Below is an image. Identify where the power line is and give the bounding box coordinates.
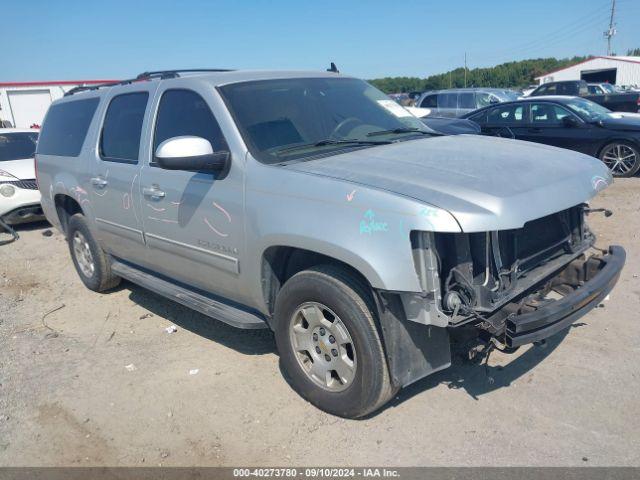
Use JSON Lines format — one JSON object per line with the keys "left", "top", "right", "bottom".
{"left": 468, "top": 1, "right": 611, "bottom": 64}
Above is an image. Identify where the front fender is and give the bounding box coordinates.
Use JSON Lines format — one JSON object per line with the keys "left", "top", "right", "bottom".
{"left": 244, "top": 161, "right": 461, "bottom": 311}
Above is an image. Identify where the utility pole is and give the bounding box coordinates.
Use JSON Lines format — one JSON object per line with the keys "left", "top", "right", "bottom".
{"left": 604, "top": 0, "right": 616, "bottom": 56}
{"left": 464, "top": 52, "right": 467, "bottom": 88}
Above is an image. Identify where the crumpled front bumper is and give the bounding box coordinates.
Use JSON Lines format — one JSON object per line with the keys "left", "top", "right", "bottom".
{"left": 505, "top": 246, "right": 626, "bottom": 347}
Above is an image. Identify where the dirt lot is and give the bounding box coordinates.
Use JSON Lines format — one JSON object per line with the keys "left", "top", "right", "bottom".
{"left": 0, "top": 179, "right": 639, "bottom": 467}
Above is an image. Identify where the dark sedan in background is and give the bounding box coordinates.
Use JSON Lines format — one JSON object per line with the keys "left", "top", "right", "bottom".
{"left": 463, "top": 96, "right": 640, "bottom": 177}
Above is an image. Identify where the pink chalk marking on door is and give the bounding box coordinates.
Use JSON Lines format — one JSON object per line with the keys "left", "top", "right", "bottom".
{"left": 213, "top": 202, "right": 231, "bottom": 222}
{"left": 203, "top": 217, "right": 228, "bottom": 237}
{"left": 147, "top": 203, "right": 166, "bottom": 212}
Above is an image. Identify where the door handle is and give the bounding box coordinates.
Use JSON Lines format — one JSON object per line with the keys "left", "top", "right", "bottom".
{"left": 143, "top": 186, "right": 166, "bottom": 199}
{"left": 91, "top": 177, "right": 108, "bottom": 188}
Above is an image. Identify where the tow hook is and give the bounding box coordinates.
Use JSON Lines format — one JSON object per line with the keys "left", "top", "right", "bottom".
{"left": 584, "top": 207, "right": 613, "bottom": 217}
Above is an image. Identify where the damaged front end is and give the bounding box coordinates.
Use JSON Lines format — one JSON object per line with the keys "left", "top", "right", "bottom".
{"left": 377, "top": 204, "right": 624, "bottom": 389}
{"left": 410, "top": 204, "right": 625, "bottom": 348}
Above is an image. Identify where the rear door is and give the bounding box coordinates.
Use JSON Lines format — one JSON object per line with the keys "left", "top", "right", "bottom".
{"left": 89, "top": 85, "right": 156, "bottom": 263}
{"left": 139, "top": 86, "right": 245, "bottom": 302}
{"left": 474, "top": 103, "right": 529, "bottom": 139}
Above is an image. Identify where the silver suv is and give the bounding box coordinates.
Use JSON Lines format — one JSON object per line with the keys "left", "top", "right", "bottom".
{"left": 36, "top": 69, "right": 625, "bottom": 418}
{"left": 416, "top": 88, "right": 520, "bottom": 117}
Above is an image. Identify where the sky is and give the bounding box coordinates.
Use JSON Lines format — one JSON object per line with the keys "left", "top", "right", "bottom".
{"left": 2, "top": 0, "right": 639, "bottom": 82}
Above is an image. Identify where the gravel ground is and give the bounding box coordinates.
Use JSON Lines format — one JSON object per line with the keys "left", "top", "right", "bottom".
{"left": 0, "top": 179, "right": 639, "bottom": 467}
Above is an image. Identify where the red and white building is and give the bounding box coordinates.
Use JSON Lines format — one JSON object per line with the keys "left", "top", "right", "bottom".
{"left": 535, "top": 56, "right": 640, "bottom": 86}
{"left": 0, "top": 80, "right": 115, "bottom": 128}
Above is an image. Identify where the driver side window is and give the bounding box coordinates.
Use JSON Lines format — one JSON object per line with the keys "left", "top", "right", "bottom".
{"left": 153, "top": 89, "right": 229, "bottom": 156}
{"left": 530, "top": 103, "right": 572, "bottom": 125}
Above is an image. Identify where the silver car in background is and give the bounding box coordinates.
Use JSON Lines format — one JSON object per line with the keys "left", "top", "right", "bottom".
{"left": 416, "top": 88, "right": 520, "bottom": 117}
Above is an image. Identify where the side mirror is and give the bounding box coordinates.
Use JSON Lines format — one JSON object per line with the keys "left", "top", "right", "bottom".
{"left": 154, "top": 136, "right": 230, "bottom": 172}
{"left": 562, "top": 116, "right": 579, "bottom": 128}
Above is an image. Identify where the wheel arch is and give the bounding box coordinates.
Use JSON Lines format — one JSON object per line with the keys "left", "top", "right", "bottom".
{"left": 596, "top": 136, "right": 640, "bottom": 158}
{"left": 260, "top": 244, "right": 379, "bottom": 317}
{"left": 54, "top": 194, "right": 84, "bottom": 235}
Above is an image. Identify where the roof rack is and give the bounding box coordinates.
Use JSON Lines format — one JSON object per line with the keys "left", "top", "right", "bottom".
{"left": 64, "top": 68, "right": 234, "bottom": 96}
{"left": 135, "top": 68, "right": 234, "bottom": 79}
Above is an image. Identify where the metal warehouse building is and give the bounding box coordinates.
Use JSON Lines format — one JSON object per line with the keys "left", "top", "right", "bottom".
{"left": 535, "top": 56, "right": 640, "bottom": 86}
{"left": 0, "top": 80, "right": 114, "bottom": 128}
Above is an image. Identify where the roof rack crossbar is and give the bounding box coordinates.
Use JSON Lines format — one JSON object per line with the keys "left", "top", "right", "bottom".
{"left": 136, "top": 69, "right": 234, "bottom": 79}
{"left": 64, "top": 68, "right": 234, "bottom": 96}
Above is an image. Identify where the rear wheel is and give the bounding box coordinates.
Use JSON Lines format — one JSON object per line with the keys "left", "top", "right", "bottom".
{"left": 274, "top": 265, "right": 396, "bottom": 418}
{"left": 599, "top": 141, "right": 640, "bottom": 177}
{"left": 67, "top": 214, "right": 120, "bottom": 292}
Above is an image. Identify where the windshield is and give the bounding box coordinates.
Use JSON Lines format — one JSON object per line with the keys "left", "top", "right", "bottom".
{"left": 564, "top": 98, "right": 612, "bottom": 121}
{"left": 0, "top": 132, "right": 38, "bottom": 162}
{"left": 219, "top": 77, "right": 433, "bottom": 164}
{"left": 600, "top": 84, "right": 616, "bottom": 93}
{"left": 498, "top": 90, "right": 520, "bottom": 101}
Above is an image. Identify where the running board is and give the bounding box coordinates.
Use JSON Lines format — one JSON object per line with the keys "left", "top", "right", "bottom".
{"left": 111, "top": 261, "right": 268, "bottom": 330}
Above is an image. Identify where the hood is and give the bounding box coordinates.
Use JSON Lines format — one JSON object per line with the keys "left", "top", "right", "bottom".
{"left": 601, "top": 113, "right": 640, "bottom": 131}
{"left": 286, "top": 135, "right": 611, "bottom": 232}
{"left": 0, "top": 158, "right": 36, "bottom": 180}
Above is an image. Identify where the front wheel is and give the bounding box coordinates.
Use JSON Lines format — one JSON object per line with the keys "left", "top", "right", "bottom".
{"left": 599, "top": 141, "right": 640, "bottom": 177}
{"left": 274, "top": 265, "right": 397, "bottom": 418}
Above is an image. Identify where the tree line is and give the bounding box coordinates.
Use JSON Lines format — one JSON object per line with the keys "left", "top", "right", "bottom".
{"left": 369, "top": 56, "right": 590, "bottom": 93}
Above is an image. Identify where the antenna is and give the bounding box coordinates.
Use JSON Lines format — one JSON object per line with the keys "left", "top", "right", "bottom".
{"left": 604, "top": 0, "right": 616, "bottom": 55}
{"left": 327, "top": 62, "right": 339, "bottom": 73}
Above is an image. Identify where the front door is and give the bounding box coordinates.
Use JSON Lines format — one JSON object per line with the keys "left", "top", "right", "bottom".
{"left": 139, "top": 86, "right": 245, "bottom": 303}
{"left": 519, "top": 102, "right": 586, "bottom": 152}
{"left": 89, "top": 86, "right": 155, "bottom": 264}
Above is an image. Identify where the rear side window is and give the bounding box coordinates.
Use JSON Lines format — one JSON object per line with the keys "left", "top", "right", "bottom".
{"left": 100, "top": 92, "right": 149, "bottom": 163}
{"left": 458, "top": 93, "right": 475, "bottom": 109}
{"left": 0, "top": 132, "right": 38, "bottom": 161}
{"left": 37, "top": 98, "right": 99, "bottom": 157}
{"left": 486, "top": 104, "right": 525, "bottom": 124}
{"left": 438, "top": 93, "right": 457, "bottom": 109}
{"left": 557, "top": 83, "right": 574, "bottom": 95}
{"left": 536, "top": 84, "right": 556, "bottom": 96}
{"left": 420, "top": 94, "right": 437, "bottom": 108}
{"left": 153, "top": 89, "right": 228, "bottom": 154}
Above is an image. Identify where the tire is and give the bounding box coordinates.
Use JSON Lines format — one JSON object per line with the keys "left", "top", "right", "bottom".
{"left": 599, "top": 141, "right": 640, "bottom": 178}
{"left": 274, "top": 265, "right": 397, "bottom": 418}
{"left": 67, "top": 213, "right": 120, "bottom": 292}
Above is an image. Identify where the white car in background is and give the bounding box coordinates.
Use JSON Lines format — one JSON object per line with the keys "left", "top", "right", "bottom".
{"left": 0, "top": 128, "right": 43, "bottom": 225}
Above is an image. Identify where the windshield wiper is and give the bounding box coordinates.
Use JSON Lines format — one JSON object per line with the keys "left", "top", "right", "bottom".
{"left": 366, "top": 127, "right": 433, "bottom": 137}
{"left": 274, "top": 138, "right": 391, "bottom": 156}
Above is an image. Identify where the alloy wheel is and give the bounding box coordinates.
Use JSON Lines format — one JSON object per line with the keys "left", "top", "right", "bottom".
{"left": 72, "top": 231, "right": 95, "bottom": 278}
{"left": 289, "top": 302, "right": 357, "bottom": 392}
{"left": 601, "top": 144, "right": 638, "bottom": 176}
